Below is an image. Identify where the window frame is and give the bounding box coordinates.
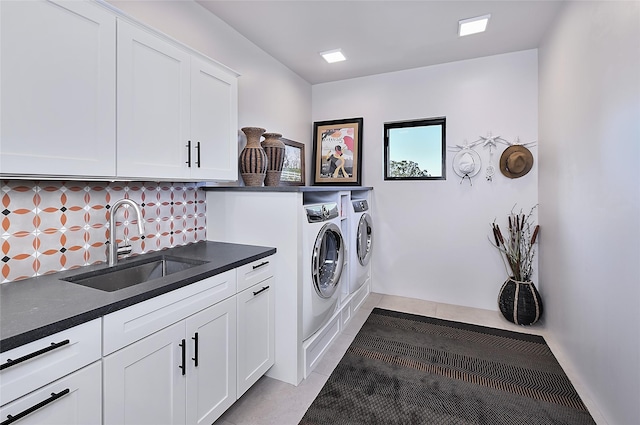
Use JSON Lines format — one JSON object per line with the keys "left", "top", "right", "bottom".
{"left": 383, "top": 117, "right": 447, "bottom": 181}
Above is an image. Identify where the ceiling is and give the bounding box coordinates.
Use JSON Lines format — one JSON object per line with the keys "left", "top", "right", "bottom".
{"left": 196, "top": 1, "right": 565, "bottom": 85}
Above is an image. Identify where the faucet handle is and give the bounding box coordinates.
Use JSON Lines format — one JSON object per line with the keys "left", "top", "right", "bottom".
{"left": 117, "top": 244, "right": 132, "bottom": 257}
{"left": 117, "top": 234, "right": 132, "bottom": 258}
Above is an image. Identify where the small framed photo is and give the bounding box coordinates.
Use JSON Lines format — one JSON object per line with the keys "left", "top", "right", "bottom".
{"left": 280, "top": 138, "right": 305, "bottom": 186}
{"left": 312, "top": 117, "right": 363, "bottom": 186}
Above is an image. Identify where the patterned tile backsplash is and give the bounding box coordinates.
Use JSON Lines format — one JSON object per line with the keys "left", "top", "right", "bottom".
{"left": 1, "top": 180, "right": 206, "bottom": 283}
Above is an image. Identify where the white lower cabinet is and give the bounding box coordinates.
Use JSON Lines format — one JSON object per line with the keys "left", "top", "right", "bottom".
{"left": 185, "top": 298, "right": 237, "bottom": 425}
{"left": 103, "top": 321, "right": 187, "bottom": 425}
{"left": 103, "top": 297, "right": 237, "bottom": 425}
{"left": 0, "top": 319, "right": 102, "bottom": 407}
{"left": 1, "top": 256, "right": 274, "bottom": 425}
{"left": 236, "top": 278, "right": 275, "bottom": 397}
{"left": 102, "top": 255, "right": 274, "bottom": 425}
{"left": 0, "top": 361, "right": 102, "bottom": 425}
{"left": 0, "top": 319, "right": 102, "bottom": 425}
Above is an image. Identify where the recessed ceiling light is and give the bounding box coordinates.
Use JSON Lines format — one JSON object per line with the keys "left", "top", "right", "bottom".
{"left": 320, "top": 49, "right": 346, "bottom": 63}
{"left": 458, "top": 14, "right": 491, "bottom": 37}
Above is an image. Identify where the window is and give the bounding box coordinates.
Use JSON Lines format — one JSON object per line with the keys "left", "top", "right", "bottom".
{"left": 384, "top": 117, "right": 446, "bottom": 180}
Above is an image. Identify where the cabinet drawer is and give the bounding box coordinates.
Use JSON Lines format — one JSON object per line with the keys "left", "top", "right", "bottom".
{"left": 237, "top": 256, "right": 274, "bottom": 293}
{"left": 103, "top": 270, "right": 236, "bottom": 355}
{"left": 0, "top": 361, "right": 101, "bottom": 424}
{"left": 0, "top": 319, "right": 101, "bottom": 406}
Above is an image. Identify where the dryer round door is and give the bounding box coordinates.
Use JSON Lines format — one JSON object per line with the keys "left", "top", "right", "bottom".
{"left": 356, "top": 213, "right": 373, "bottom": 266}
{"left": 312, "top": 222, "right": 345, "bottom": 299}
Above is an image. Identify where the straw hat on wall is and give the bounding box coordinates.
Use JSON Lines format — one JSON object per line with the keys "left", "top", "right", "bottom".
{"left": 499, "top": 145, "right": 534, "bottom": 178}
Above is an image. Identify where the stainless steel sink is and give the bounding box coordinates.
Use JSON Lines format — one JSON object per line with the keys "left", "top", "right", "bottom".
{"left": 62, "top": 256, "right": 208, "bottom": 292}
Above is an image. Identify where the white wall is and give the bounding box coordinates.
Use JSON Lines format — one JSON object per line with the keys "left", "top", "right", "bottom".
{"left": 539, "top": 2, "right": 640, "bottom": 423}
{"left": 107, "top": 0, "right": 311, "bottom": 159}
{"left": 313, "top": 51, "right": 538, "bottom": 311}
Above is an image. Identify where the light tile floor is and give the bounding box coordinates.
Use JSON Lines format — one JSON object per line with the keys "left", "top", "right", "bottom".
{"left": 215, "top": 293, "right": 607, "bottom": 425}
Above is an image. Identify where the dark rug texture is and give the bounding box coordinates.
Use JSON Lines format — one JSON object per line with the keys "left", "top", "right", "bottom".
{"left": 299, "top": 308, "right": 595, "bottom": 425}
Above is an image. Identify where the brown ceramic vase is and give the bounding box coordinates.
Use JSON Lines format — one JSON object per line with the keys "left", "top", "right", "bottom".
{"left": 239, "top": 127, "right": 267, "bottom": 186}
{"left": 261, "top": 132, "right": 285, "bottom": 186}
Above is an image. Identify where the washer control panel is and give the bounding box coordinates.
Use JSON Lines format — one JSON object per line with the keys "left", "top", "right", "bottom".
{"left": 352, "top": 200, "right": 369, "bottom": 213}
{"left": 305, "top": 203, "right": 339, "bottom": 223}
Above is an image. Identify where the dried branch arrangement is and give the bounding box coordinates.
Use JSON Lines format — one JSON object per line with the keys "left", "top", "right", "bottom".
{"left": 491, "top": 206, "right": 540, "bottom": 282}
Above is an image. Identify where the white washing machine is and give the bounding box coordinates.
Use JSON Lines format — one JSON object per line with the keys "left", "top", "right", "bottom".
{"left": 349, "top": 199, "right": 373, "bottom": 294}
{"left": 301, "top": 202, "right": 345, "bottom": 341}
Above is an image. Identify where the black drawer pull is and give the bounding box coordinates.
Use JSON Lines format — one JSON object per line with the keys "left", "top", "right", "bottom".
{"left": 195, "top": 142, "right": 201, "bottom": 168}
{"left": 186, "top": 141, "right": 192, "bottom": 167}
{"left": 253, "top": 286, "right": 270, "bottom": 296}
{"left": 1, "top": 388, "right": 70, "bottom": 425}
{"left": 191, "top": 333, "right": 199, "bottom": 367}
{"left": 252, "top": 261, "right": 269, "bottom": 270}
{"left": 0, "top": 340, "right": 70, "bottom": 371}
{"left": 179, "top": 339, "right": 186, "bottom": 376}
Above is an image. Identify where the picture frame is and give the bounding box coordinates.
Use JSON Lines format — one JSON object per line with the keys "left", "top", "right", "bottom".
{"left": 312, "top": 117, "right": 363, "bottom": 186}
{"left": 280, "top": 138, "right": 306, "bottom": 186}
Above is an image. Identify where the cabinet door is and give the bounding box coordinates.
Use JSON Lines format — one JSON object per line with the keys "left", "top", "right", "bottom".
{"left": 103, "top": 321, "right": 187, "bottom": 425}
{"left": 0, "top": 0, "right": 116, "bottom": 177}
{"left": 189, "top": 56, "right": 238, "bottom": 181}
{"left": 236, "top": 277, "right": 275, "bottom": 397}
{"left": 0, "top": 362, "right": 101, "bottom": 425}
{"left": 185, "top": 296, "right": 237, "bottom": 425}
{"left": 117, "top": 19, "right": 190, "bottom": 180}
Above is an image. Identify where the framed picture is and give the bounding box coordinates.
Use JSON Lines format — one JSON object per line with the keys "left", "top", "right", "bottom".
{"left": 312, "top": 117, "right": 363, "bottom": 186}
{"left": 280, "top": 138, "right": 305, "bottom": 186}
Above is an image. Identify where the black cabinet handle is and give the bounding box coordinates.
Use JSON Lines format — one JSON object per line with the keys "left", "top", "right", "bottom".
{"left": 253, "top": 286, "right": 270, "bottom": 296}
{"left": 195, "top": 142, "right": 201, "bottom": 168}
{"left": 178, "top": 339, "right": 186, "bottom": 376}
{"left": 186, "top": 141, "right": 192, "bottom": 167}
{"left": 0, "top": 339, "right": 70, "bottom": 371}
{"left": 252, "top": 261, "right": 269, "bottom": 270}
{"left": 1, "top": 389, "right": 70, "bottom": 425}
{"left": 191, "top": 333, "right": 199, "bottom": 367}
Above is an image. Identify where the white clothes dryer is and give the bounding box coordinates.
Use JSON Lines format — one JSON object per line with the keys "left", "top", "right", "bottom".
{"left": 301, "top": 202, "right": 345, "bottom": 341}
{"left": 349, "top": 199, "right": 373, "bottom": 294}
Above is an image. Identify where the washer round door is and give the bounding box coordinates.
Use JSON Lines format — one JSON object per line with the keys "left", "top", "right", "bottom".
{"left": 312, "top": 222, "right": 345, "bottom": 299}
{"left": 356, "top": 213, "right": 373, "bottom": 266}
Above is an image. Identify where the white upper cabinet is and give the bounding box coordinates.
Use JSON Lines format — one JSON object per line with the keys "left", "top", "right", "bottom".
{"left": 0, "top": 1, "right": 239, "bottom": 181}
{"left": 0, "top": 0, "right": 116, "bottom": 177}
{"left": 116, "top": 20, "right": 191, "bottom": 180}
{"left": 190, "top": 57, "right": 238, "bottom": 181}
{"left": 117, "top": 20, "right": 239, "bottom": 181}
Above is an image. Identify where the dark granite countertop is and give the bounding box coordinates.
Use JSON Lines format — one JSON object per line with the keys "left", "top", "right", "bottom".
{"left": 0, "top": 241, "right": 276, "bottom": 353}
{"left": 200, "top": 185, "right": 373, "bottom": 192}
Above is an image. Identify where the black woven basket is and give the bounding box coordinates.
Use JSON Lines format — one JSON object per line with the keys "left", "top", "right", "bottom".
{"left": 498, "top": 278, "right": 543, "bottom": 325}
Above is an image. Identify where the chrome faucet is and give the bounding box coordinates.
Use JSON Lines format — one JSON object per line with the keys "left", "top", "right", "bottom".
{"left": 107, "top": 199, "right": 145, "bottom": 266}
